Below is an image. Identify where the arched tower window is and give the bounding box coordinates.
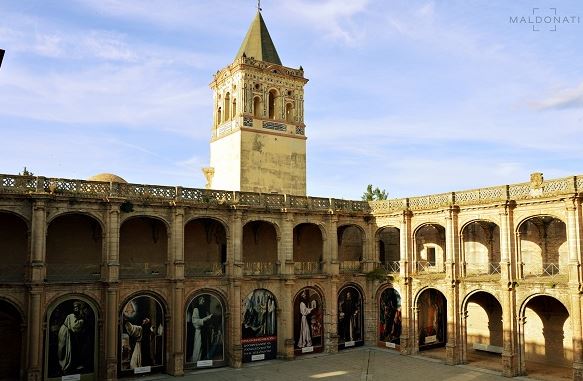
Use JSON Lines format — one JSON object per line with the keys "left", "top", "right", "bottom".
{"left": 268, "top": 89, "right": 278, "bottom": 120}
{"left": 232, "top": 98, "right": 237, "bottom": 120}
{"left": 285, "top": 103, "right": 293, "bottom": 122}
{"left": 224, "top": 92, "right": 231, "bottom": 122}
{"left": 217, "top": 107, "right": 222, "bottom": 125}
{"left": 253, "top": 96, "right": 261, "bottom": 118}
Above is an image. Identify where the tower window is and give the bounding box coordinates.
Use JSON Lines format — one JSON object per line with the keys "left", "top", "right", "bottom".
{"left": 217, "top": 107, "right": 222, "bottom": 125}
{"left": 253, "top": 97, "right": 261, "bottom": 118}
{"left": 285, "top": 103, "right": 293, "bottom": 123}
{"left": 427, "top": 247, "right": 436, "bottom": 266}
{"left": 268, "top": 90, "right": 278, "bottom": 120}
{"left": 224, "top": 92, "right": 231, "bottom": 121}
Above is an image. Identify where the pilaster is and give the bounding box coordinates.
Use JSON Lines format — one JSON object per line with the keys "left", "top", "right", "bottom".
{"left": 30, "top": 200, "right": 46, "bottom": 282}
{"left": 26, "top": 287, "right": 43, "bottom": 381}
{"left": 105, "top": 286, "right": 118, "bottom": 381}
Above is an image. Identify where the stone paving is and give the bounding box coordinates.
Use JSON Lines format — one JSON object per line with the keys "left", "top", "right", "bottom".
{"left": 130, "top": 347, "right": 544, "bottom": 381}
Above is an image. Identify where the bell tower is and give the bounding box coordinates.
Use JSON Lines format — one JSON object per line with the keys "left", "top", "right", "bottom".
{"left": 207, "top": 10, "right": 308, "bottom": 195}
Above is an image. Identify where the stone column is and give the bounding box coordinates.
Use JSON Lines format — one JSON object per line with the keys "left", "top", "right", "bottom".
{"left": 411, "top": 306, "right": 420, "bottom": 355}
{"left": 231, "top": 212, "right": 243, "bottom": 278}
{"left": 515, "top": 232, "right": 524, "bottom": 279}
{"left": 460, "top": 310, "right": 468, "bottom": 364}
{"left": 400, "top": 277, "right": 413, "bottom": 355}
{"left": 362, "top": 219, "right": 375, "bottom": 272}
{"left": 30, "top": 200, "right": 46, "bottom": 282}
{"left": 229, "top": 280, "right": 242, "bottom": 367}
{"left": 566, "top": 198, "right": 582, "bottom": 285}
{"left": 571, "top": 291, "right": 583, "bottom": 380}
{"left": 169, "top": 281, "right": 185, "bottom": 375}
{"left": 445, "top": 207, "right": 461, "bottom": 364}
{"left": 26, "top": 287, "right": 42, "bottom": 381}
{"left": 172, "top": 208, "right": 185, "bottom": 280}
{"left": 399, "top": 211, "right": 413, "bottom": 354}
{"left": 517, "top": 315, "right": 527, "bottom": 376}
{"left": 326, "top": 278, "right": 339, "bottom": 353}
{"left": 280, "top": 215, "right": 294, "bottom": 275}
{"left": 282, "top": 280, "right": 295, "bottom": 359}
{"left": 105, "top": 203, "right": 121, "bottom": 282}
{"left": 445, "top": 207, "right": 459, "bottom": 280}
{"left": 325, "top": 215, "right": 339, "bottom": 275}
{"left": 105, "top": 286, "right": 118, "bottom": 381}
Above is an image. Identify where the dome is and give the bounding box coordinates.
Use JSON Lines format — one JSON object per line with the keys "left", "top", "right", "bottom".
{"left": 87, "top": 173, "right": 127, "bottom": 183}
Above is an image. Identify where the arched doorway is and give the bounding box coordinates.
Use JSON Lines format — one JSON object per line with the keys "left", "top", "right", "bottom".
{"left": 293, "top": 223, "right": 323, "bottom": 275}
{"left": 184, "top": 218, "right": 227, "bottom": 276}
{"left": 463, "top": 291, "right": 503, "bottom": 372}
{"left": 241, "top": 289, "right": 277, "bottom": 362}
{"left": 417, "top": 288, "right": 447, "bottom": 350}
{"left": 377, "top": 226, "right": 400, "bottom": 273}
{"left": 518, "top": 216, "right": 567, "bottom": 278}
{"left": 242, "top": 221, "right": 278, "bottom": 276}
{"left": 377, "top": 286, "right": 402, "bottom": 349}
{"left": 520, "top": 295, "right": 572, "bottom": 379}
{"left": 0, "top": 300, "right": 23, "bottom": 380}
{"left": 293, "top": 287, "right": 324, "bottom": 355}
{"left": 45, "top": 297, "right": 98, "bottom": 380}
{"left": 185, "top": 291, "right": 226, "bottom": 369}
{"left": 414, "top": 224, "right": 446, "bottom": 274}
{"left": 337, "top": 284, "right": 364, "bottom": 349}
{"left": 338, "top": 225, "right": 363, "bottom": 273}
{"left": 461, "top": 221, "right": 501, "bottom": 277}
{"left": 119, "top": 294, "right": 165, "bottom": 376}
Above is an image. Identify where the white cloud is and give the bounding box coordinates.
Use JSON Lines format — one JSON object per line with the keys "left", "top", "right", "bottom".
{"left": 530, "top": 82, "right": 583, "bottom": 110}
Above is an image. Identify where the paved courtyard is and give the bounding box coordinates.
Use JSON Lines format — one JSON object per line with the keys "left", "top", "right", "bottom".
{"left": 132, "top": 347, "right": 547, "bottom": 381}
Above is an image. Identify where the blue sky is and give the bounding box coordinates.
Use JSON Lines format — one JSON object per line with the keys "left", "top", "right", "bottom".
{"left": 1, "top": 0, "right": 582, "bottom": 199}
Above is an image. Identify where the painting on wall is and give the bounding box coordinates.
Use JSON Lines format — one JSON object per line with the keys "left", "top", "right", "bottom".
{"left": 46, "top": 298, "right": 96, "bottom": 380}
{"left": 293, "top": 287, "right": 323, "bottom": 355}
{"left": 120, "top": 295, "right": 164, "bottom": 373}
{"left": 185, "top": 293, "right": 225, "bottom": 369}
{"left": 337, "top": 285, "right": 364, "bottom": 349}
{"left": 378, "top": 287, "right": 402, "bottom": 348}
{"left": 417, "top": 289, "right": 447, "bottom": 349}
{"left": 241, "top": 289, "right": 277, "bottom": 362}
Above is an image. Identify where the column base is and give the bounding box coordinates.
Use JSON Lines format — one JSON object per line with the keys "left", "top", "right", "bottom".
{"left": 573, "top": 361, "right": 583, "bottom": 381}
{"left": 26, "top": 368, "right": 41, "bottom": 381}
{"left": 326, "top": 333, "right": 339, "bottom": 354}
{"left": 283, "top": 338, "right": 295, "bottom": 360}
{"left": 106, "top": 358, "right": 117, "bottom": 381}
{"left": 501, "top": 352, "right": 519, "bottom": 377}
{"left": 230, "top": 344, "right": 243, "bottom": 368}
{"left": 399, "top": 335, "right": 411, "bottom": 355}
{"left": 445, "top": 343, "right": 461, "bottom": 365}
{"left": 167, "top": 352, "right": 184, "bottom": 376}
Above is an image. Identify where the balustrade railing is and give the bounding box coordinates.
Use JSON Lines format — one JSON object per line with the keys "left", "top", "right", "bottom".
{"left": 464, "top": 262, "right": 501, "bottom": 276}
{"left": 379, "top": 261, "right": 400, "bottom": 273}
{"left": 242, "top": 262, "right": 277, "bottom": 276}
{"left": 416, "top": 261, "right": 445, "bottom": 274}
{"left": 339, "top": 260, "right": 361, "bottom": 273}
{"left": 45, "top": 263, "right": 101, "bottom": 282}
{"left": 119, "top": 263, "right": 166, "bottom": 279}
{"left": 185, "top": 262, "right": 224, "bottom": 277}
{"left": 294, "top": 261, "right": 322, "bottom": 275}
{"left": 523, "top": 262, "right": 562, "bottom": 278}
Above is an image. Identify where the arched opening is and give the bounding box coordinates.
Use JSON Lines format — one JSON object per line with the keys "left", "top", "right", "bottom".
{"left": 521, "top": 295, "right": 572, "bottom": 379}
{"left": 0, "top": 300, "right": 22, "bottom": 380}
{"left": 45, "top": 297, "right": 98, "bottom": 379}
{"left": 293, "top": 223, "right": 323, "bottom": 274}
{"left": 242, "top": 221, "right": 278, "bottom": 275}
{"left": 378, "top": 287, "right": 402, "bottom": 348}
{"left": 338, "top": 225, "right": 363, "bottom": 273}
{"left": 338, "top": 285, "right": 364, "bottom": 349}
{"left": 185, "top": 291, "right": 226, "bottom": 369}
{"left": 293, "top": 287, "right": 324, "bottom": 355}
{"left": 46, "top": 214, "right": 102, "bottom": 282}
{"left": 241, "top": 289, "right": 277, "bottom": 362}
{"left": 0, "top": 212, "right": 28, "bottom": 282}
{"left": 462, "top": 221, "right": 501, "bottom": 277}
{"left": 377, "top": 226, "right": 400, "bottom": 273}
{"left": 253, "top": 96, "right": 261, "bottom": 118}
{"left": 224, "top": 92, "right": 230, "bottom": 122}
{"left": 417, "top": 288, "right": 447, "bottom": 354}
{"left": 285, "top": 103, "right": 293, "bottom": 123}
{"left": 518, "top": 216, "right": 567, "bottom": 278}
{"left": 119, "top": 217, "right": 168, "bottom": 279}
{"left": 268, "top": 90, "right": 278, "bottom": 120}
{"left": 464, "top": 291, "right": 503, "bottom": 372}
{"left": 184, "top": 218, "right": 226, "bottom": 276}
{"left": 415, "top": 224, "right": 446, "bottom": 274}
{"left": 232, "top": 98, "right": 237, "bottom": 120}
{"left": 217, "top": 107, "right": 222, "bottom": 125}
{"left": 120, "top": 294, "right": 165, "bottom": 375}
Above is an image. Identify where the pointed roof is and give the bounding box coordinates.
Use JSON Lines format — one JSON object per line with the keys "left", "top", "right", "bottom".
{"left": 235, "top": 11, "right": 282, "bottom": 65}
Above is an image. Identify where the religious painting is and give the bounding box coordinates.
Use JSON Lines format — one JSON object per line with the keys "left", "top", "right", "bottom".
{"left": 417, "top": 289, "right": 447, "bottom": 349}
{"left": 378, "top": 287, "right": 402, "bottom": 348}
{"left": 120, "top": 295, "right": 165, "bottom": 374}
{"left": 241, "top": 289, "right": 277, "bottom": 362}
{"left": 293, "top": 287, "right": 324, "bottom": 355}
{"left": 337, "top": 285, "right": 364, "bottom": 349}
{"left": 45, "top": 298, "right": 97, "bottom": 380}
{"left": 185, "top": 293, "right": 226, "bottom": 369}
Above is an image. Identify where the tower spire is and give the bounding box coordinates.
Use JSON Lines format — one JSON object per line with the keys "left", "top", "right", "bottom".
{"left": 257, "top": 0, "right": 262, "bottom": 12}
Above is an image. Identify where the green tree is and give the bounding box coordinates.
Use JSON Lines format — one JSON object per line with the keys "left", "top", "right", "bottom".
{"left": 19, "top": 167, "right": 33, "bottom": 176}
{"left": 362, "top": 184, "right": 388, "bottom": 201}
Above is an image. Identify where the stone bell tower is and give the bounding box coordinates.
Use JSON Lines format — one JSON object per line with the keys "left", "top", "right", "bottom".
{"left": 206, "top": 10, "right": 308, "bottom": 195}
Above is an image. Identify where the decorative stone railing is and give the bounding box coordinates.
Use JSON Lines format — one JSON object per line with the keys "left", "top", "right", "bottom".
{"left": 1, "top": 173, "right": 581, "bottom": 214}
{"left": 184, "top": 262, "right": 224, "bottom": 277}
{"left": 294, "top": 261, "right": 322, "bottom": 275}
{"left": 379, "top": 261, "right": 400, "bottom": 273}
{"left": 339, "top": 260, "right": 361, "bottom": 273}
{"left": 242, "top": 262, "right": 277, "bottom": 276}
{"left": 119, "top": 263, "right": 166, "bottom": 279}
{"left": 416, "top": 262, "right": 445, "bottom": 274}
{"left": 464, "top": 262, "right": 501, "bottom": 276}
{"left": 45, "top": 263, "right": 101, "bottom": 282}
{"left": 523, "top": 262, "right": 563, "bottom": 278}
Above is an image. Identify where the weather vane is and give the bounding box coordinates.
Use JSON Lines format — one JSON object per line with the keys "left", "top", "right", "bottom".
{"left": 257, "top": 0, "right": 262, "bottom": 12}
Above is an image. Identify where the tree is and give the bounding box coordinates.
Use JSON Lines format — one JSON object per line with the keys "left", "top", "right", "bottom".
{"left": 19, "top": 167, "right": 34, "bottom": 176}
{"left": 362, "top": 184, "right": 388, "bottom": 201}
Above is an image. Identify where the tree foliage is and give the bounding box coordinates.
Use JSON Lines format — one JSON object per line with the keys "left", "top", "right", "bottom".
{"left": 362, "top": 184, "right": 388, "bottom": 201}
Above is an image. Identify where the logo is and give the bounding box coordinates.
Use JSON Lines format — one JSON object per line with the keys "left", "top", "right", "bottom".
{"left": 509, "top": 8, "right": 580, "bottom": 31}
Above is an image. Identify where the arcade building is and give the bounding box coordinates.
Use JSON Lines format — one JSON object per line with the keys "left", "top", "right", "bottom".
{"left": 1, "top": 9, "right": 583, "bottom": 381}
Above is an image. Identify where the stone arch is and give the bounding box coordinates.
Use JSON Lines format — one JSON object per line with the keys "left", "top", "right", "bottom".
{"left": 293, "top": 223, "right": 323, "bottom": 274}
{"left": 461, "top": 290, "right": 503, "bottom": 369}
{"left": 518, "top": 294, "right": 572, "bottom": 373}
{"left": 413, "top": 223, "right": 446, "bottom": 273}
{"left": 376, "top": 284, "right": 403, "bottom": 346}
{"left": 376, "top": 225, "right": 400, "bottom": 272}
{"left": 516, "top": 215, "right": 567, "bottom": 277}
{"left": 119, "top": 292, "right": 167, "bottom": 374}
{"left": 285, "top": 102, "right": 294, "bottom": 122}
{"left": 46, "top": 212, "right": 103, "bottom": 282}
{"left": 184, "top": 217, "right": 228, "bottom": 276}
{"left": 47, "top": 210, "right": 105, "bottom": 232}
{"left": 337, "top": 283, "right": 365, "bottom": 349}
{"left": 293, "top": 286, "right": 325, "bottom": 354}
{"left": 338, "top": 224, "right": 365, "bottom": 272}
{"left": 0, "top": 298, "right": 24, "bottom": 380}
{"left": 268, "top": 88, "right": 279, "bottom": 119}
{"left": 44, "top": 294, "right": 100, "bottom": 379}
{"left": 224, "top": 92, "right": 231, "bottom": 121}
{"left": 119, "top": 215, "right": 169, "bottom": 279}
{"left": 253, "top": 96, "right": 262, "bottom": 118}
{"left": 0, "top": 208, "right": 30, "bottom": 227}
{"left": 242, "top": 220, "right": 278, "bottom": 275}
{"left": 0, "top": 211, "right": 29, "bottom": 282}
{"left": 415, "top": 287, "right": 447, "bottom": 350}
{"left": 461, "top": 220, "right": 501, "bottom": 276}
{"left": 184, "top": 288, "right": 228, "bottom": 368}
